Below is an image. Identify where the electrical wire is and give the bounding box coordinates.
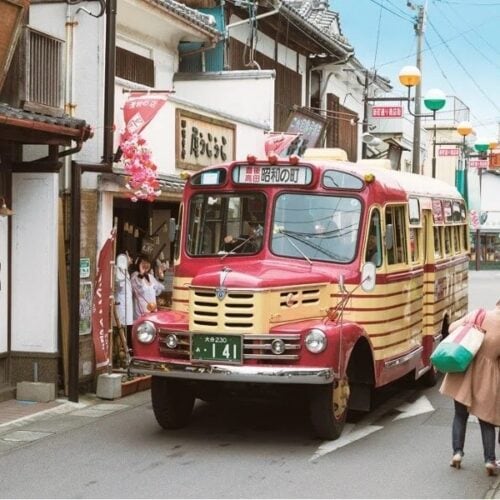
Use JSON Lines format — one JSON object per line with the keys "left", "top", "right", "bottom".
{"left": 366, "top": 0, "right": 414, "bottom": 22}
{"left": 372, "top": 0, "right": 384, "bottom": 71}
{"left": 431, "top": 0, "right": 500, "bottom": 71}
{"left": 426, "top": 17, "right": 500, "bottom": 114}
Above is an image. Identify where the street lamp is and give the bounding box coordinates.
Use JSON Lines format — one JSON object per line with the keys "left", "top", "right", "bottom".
{"left": 398, "top": 66, "right": 447, "bottom": 177}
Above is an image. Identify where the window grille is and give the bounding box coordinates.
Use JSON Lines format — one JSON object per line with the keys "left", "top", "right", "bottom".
{"left": 116, "top": 46, "right": 155, "bottom": 87}
{"left": 26, "top": 28, "right": 63, "bottom": 109}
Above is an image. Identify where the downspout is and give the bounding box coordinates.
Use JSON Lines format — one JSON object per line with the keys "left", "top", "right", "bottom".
{"left": 69, "top": 0, "right": 116, "bottom": 403}
{"left": 63, "top": 4, "right": 77, "bottom": 192}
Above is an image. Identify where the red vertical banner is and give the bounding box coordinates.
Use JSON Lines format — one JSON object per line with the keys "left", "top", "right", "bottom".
{"left": 92, "top": 233, "right": 115, "bottom": 369}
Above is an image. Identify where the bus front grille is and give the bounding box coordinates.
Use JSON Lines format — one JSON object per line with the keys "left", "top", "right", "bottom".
{"left": 192, "top": 289, "right": 255, "bottom": 330}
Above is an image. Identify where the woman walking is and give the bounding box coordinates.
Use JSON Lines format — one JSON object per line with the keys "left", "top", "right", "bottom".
{"left": 440, "top": 298, "right": 500, "bottom": 476}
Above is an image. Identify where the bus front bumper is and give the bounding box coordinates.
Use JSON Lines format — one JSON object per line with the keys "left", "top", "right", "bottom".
{"left": 129, "top": 358, "right": 335, "bottom": 385}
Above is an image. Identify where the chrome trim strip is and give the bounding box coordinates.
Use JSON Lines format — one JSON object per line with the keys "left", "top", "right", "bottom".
{"left": 129, "top": 359, "right": 334, "bottom": 384}
{"left": 384, "top": 346, "right": 423, "bottom": 368}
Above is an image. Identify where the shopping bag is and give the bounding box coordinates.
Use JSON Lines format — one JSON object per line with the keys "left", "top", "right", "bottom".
{"left": 430, "top": 309, "right": 486, "bottom": 373}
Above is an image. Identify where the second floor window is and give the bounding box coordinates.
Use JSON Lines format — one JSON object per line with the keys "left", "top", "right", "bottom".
{"left": 116, "top": 46, "right": 155, "bottom": 87}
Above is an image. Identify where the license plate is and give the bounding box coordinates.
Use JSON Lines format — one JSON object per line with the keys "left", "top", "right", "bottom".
{"left": 191, "top": 334, "right": 242, "bottom": 364}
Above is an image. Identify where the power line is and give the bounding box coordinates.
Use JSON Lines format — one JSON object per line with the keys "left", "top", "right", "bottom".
{"left": 433, "top": 0, "right": 500, "bottom": 57}
{"left": 376, "top": 14, "right": 500, "bottom": 68}
{"left": 365, "top": 0, "right": 414, "bottom": 22}
{"left": 426, "top": 17, "right": 500, "bottom": 113}
{"left": 372, "top": 0, "right": 385, "bottom": 70}
{"left": 434, "top": 0, "right": 500, "bottom": 5}
{"left": 431, "top": 0, "right": 500, "bottom": 71}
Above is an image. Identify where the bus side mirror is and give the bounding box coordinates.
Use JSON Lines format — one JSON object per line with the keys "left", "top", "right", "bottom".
{"left": 169, "top": 218, "right": 177, "bottom": 242}
{"left": 361, "top": 262, "right": 376, "bottom": 292}
{"left": 385, "top": 224, "right": 394, "bottom": 250}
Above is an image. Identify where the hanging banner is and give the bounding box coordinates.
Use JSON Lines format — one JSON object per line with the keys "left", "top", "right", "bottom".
{"left": 122, "top": 92, "right": 169, "bottom": 137}
{"left": 264, "top": 133, "right": 301, "bottom": 156}
{"left": 469, "top": 210, "right": 480, "bottom": 230}
{"left": 91, "top": 232, "right": 115, "bottom": 369}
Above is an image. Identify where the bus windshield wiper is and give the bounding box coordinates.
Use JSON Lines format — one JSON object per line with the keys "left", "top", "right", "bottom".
{"left": 277, "top": 228, "right": 312, "bottom": 264}
{"left": 278, "top": 228, "right": 346, "bottom": 262}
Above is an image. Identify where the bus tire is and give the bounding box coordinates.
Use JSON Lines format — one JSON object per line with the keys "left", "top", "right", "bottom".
{"left": 419, "top": 365, "right": 439, "bottom": 387}
{"left": 309, "top": 377, "right": 350, "bottom": 440}
{"left": 151, "top": 377, "right": 195, "bottom": 430}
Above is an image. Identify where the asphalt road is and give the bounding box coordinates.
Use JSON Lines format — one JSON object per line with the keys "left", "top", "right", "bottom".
{"left": 0, "top": 270, "right": 499, "bottom": 499}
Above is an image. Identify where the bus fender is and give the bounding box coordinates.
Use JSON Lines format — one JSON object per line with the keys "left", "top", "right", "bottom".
{"left": 327, "top": 323, "right": 376, "bottom": 412}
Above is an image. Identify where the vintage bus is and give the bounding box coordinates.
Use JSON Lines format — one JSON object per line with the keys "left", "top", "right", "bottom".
{"left": 129, "top": 151, "right": 469, "bottom": 439}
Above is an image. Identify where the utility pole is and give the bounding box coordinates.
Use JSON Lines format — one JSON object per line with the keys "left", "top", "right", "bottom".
{"left": 411, "top": 1, "right": 426, "bottom": 174}
{"left": 362, "top": 70, "right": 369, "bottom": 159}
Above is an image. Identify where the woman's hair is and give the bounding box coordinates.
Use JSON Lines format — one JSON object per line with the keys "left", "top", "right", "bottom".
{"left": 497, "top": 298, "right": 500, "bottom": 307}
{"left": 135, "top": 254, "right": 151, "bottom": 268}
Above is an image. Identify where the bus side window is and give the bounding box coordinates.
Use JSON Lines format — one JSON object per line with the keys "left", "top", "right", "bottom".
{"left": 434, "top": 226, "right": 442, "bottom": 258}
{"left": 444, "top": 226, "right": 452, "bottom": 254}
{"left": 385, "top": 206, "right": 407, "bottom": 265}
{"left": 453, "top": 226, "right": 460, "bottom": 254}
{"left": 365, "top": 210, "right": 382, "bottom": 267}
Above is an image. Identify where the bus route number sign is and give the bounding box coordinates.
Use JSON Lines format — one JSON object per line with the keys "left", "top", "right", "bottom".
{"left": 233, "top": 165, "right": 312, "bottom": 185}
{"left": 191, "top": 334, "right": 242, "bottom": 364}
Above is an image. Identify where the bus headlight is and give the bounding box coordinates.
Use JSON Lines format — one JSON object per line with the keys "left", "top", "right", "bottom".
{"left": 136, "top": 321, "right": 156, "bottom": 344}
{"left": 305, "top": 329, "right": 327, "bottom": 353}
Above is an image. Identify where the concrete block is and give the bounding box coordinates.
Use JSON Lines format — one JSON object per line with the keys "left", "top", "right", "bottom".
{"left": 96, "top": 373, "right": 122, "bottom": 400}
{"left": 16, "top": 381, "right": 56, "bottom": 403}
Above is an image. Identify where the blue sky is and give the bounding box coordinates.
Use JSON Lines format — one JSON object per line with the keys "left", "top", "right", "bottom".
{"left": 330, "top": 0, "right": 500, "bottom": 141}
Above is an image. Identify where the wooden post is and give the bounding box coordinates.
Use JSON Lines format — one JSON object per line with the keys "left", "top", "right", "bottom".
{"left": 58, "top": 198, "right": 70, "bottom": 395}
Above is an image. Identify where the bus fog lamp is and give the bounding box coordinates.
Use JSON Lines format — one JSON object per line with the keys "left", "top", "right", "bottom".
{"left": 305, "top": 329, "right": 327, "bottom": 353}
{"left": 165, "top": 334, "right": 178, "bottom": 349}
{"left": 136, "top": 321, "right": 156, "bottom": 344}
{"left": 271, "top": 338, "right": 286, "bottom": 355}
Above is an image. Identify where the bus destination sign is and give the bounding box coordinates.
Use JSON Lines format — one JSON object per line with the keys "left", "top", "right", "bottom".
{"left": 233, "top": 165, "right": 312, "bottom": 185}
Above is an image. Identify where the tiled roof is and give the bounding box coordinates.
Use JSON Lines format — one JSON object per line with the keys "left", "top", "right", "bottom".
{"left": 149, "top": 0, "right": 220, "bottom": 38}
{"left": 281, "top": 0, "right": 354, "bottom": 55}
{"left": 0, "top": 102, "right": 88, "bottom": 130}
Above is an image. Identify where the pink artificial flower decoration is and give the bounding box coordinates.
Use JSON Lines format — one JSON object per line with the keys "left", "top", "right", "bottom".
{"left": 119, "top": 133, "right": 162, "bottom": 202}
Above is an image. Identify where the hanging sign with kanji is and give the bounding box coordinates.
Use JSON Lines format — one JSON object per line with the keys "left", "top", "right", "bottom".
{"left": 372, "top": 106, "right": 402, "bottom": 118}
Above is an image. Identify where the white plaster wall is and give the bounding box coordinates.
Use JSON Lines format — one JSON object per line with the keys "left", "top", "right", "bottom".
{"left": 30, "top": 2, "right": 105, "bottom": 189}
{"left": 173, "top": 75, "right": 275, "bottom": 130}
{"left": 11, "top": 174, "right": 59, "bottom": 353}
{"left": 0, "top": 217, "right": 8, "bottom": 353}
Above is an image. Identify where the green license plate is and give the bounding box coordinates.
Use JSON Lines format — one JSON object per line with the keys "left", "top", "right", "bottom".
{"left": 191, "top": 334, "right": 242, "bottom": 364}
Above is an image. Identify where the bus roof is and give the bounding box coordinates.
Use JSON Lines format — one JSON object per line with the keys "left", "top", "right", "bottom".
{"left": 312, "top": 159, "right": 463, "bottom": 201}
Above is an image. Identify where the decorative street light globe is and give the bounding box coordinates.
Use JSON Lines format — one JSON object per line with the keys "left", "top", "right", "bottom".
{"left": 457, "top": 121, "right": 473, "bottom": 138}
{"left": 398, "top": 66, "right": 421, "bottom": 87}
{"left": 474, "top": 139, "right": 489, "bottom": 153}
{"left": 423, "top": 88, "right": 446, "bottom": 112}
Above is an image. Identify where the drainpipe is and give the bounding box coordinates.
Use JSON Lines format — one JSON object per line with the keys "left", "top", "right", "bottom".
{"left": 63, "top": 5, "right": 77, "bottom": 192}
{"left": 69, "top": 0, "right": 116, "bottom": 403}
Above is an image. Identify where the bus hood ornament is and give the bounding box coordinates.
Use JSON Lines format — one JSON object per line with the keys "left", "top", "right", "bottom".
{"left": 216, "top": 267, "right": 232, "bottom": 301}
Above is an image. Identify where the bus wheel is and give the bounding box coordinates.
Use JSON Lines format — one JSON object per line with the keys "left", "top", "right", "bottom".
{"left": 309, "top": 377, "right": 350, "bottom": 440}
{"left": 419, "top": 365, "right": 438, "bottom": 387}
{"left": 151, "top": 377, "right": 195, "bottom": 429}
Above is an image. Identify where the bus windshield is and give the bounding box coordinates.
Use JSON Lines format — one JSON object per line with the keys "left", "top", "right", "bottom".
{"left": 187, "top": 192, "right": 266, "bottom": 256}
{"left": 271, "top": 193, "right": 362, "bottom": 263}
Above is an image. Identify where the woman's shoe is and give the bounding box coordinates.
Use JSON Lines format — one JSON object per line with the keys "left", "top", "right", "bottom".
{"left": 485, "top": 461, "right": 499, "bottom": 476}
{"left": 450, "top": 452, "right": 463, "bottom": 469}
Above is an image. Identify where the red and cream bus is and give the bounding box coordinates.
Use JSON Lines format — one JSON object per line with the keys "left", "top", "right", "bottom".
{"left": 129, "top": 151, "right": 469, "bottom": 439}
